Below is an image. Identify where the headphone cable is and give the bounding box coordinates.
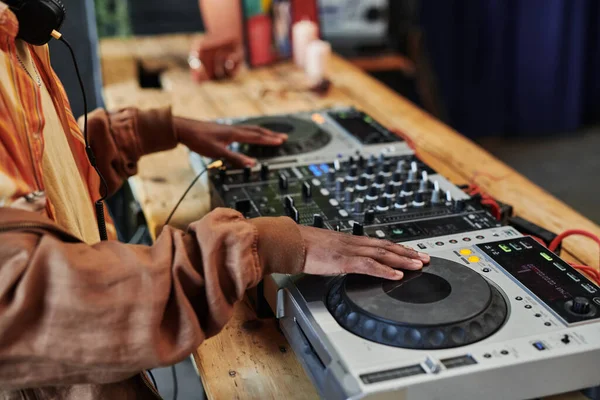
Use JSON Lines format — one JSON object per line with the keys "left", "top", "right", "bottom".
{"left": 58, "top": 36, "right": 109, "bottom": 240}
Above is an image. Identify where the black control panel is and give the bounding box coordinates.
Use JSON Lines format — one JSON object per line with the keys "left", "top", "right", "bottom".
{"left": 479, "top": 237, "right": 600, "bottom": 324}
{"left": 210, "top": 152, "right": 499, "bottom": 243}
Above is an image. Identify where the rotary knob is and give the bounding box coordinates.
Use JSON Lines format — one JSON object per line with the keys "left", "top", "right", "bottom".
{"left": 431, "top": 181, "right": 442, "bottom": 204}
{"left": 336, "top": 178, "right": 346, "bottom": 193}
{"left": 345, "top": 187, "right": 355, "bottom": 203}
{"left": 354, "top": 198, "right": 365, "bottom": 213}
{"left": 400, "top": 181, "right": 414, "bottom": 196}
{"left": 356, "top": 176, "right": 369, "bottom": 190}
{"left": 366, "top": 186, "right": 379, "bottom": 201}
{"left": 365, "top": 165, "right": 375, "bottom": 177}
{"left": 396, "top": 160, "right": 407, "bottom": 171}
{"left": 381, "top": 161, "right": 392, "bottom": 175}
{"left": 454, "top": 199, "right": 466, "bottom": 212}
{"left": 377, "top": 196, "right": 389, "bottom": 211}
{"left": 391, "top": 171, "right": 402, "bottom": 184}
{"left": 375, "top": 174, "right": 386, "bottom": 186}
{"left": 357, "top": 155, "right": 365, "bottom": 168}
{"left": 384, "top": 183, "right": 395, "bottom": 197}
{"left": 348, "top": 156, "right": 355, "bottom": 166}
{"left": 326, "top": 169, "right": 336, "bottom": 184}
{"left": 395, "top": 195, "right": 408, "bottom": 209}
{"left": 347, "top": 166, "right": 359, "bottom": 180}
{"left": 571, "top": 297, "right": 591, "bottom": 315}
{"left": 413, "top": 192, "right": 425, "bottom": 207}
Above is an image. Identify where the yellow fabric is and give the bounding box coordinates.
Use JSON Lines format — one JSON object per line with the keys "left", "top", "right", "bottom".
{"left": 15, "top": 41, "right": 100, "bottom": 244}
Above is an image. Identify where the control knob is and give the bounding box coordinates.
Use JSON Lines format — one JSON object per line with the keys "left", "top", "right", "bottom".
{"left": 376, "top": 196, "right": 389, "bottom": 211}
{"left": 348, "top": 156, "right": 355, "bottom": 166}
{"left": 345, "top": 187, "right": 355, "bottom": 203}
{"left": 357, "top": 155, "right": 366, "bottom": 168}
{"left": 374, "top": 174, "right": 386, "bottom": 186}
{"left": 365, "top": 165, "right": 375, "bottom": 177}
{"left": 234, "top": 199, "right": 251, "bottom": 215}
{"left": 454, "top": 199, "right": 466, "bottom": 212}
{"left": 400, "top": 181, "right": 414, "bottom": 196}
{"left": 394, "top": 195, "right": 408, "bottom": 210}
{"left": 284, "top": 195, "right": 294, "bottom": 210}
{"left": 347, "top": 166, "right": 359, "bottom": 181}
{"left": 278, "top": 173, "right": 288, "bottom": 190}
{"left": 412, "top": 192, "right": 425, "bottom": 208}
{"left": 326, "top": 169, "right": 336, "bottom": 184}
{"left": 312, "top": 214, "right": 324, "bottom": 229}
{"left": 354, "top": 198, "right": 365, "bottom": 213}
{"left": 302, "top": 181, "right": 312, "bottom": 198}
{"left": 243, "top": 166, "right": 252, "bottom": 182}
{"left": 571, "top": 297, "right": 591, "bottom": 315}
{"left": 356, "top": 176, "right": 369, "bottom": 191}
{"left": 336, "top": 178, "right": 346, "bottom": 194}
{"left": 391, "top": 171, "right": 403, "bottom": 184}
{"left": 366, "top": 186, "right": 379, "bottom": 201}
{"left": 396, "top": 160, "right": 407, "bottom": 171}
{"left": 260, "top": 163, "right": 270, "bottom": 181}
{"left": 364, "top": 209, "right": 375, "bottom": 224}
{"left": 430, "top": 181, "right": 442, "bottom": 204}
{"left": 381, "top": 161, "right": 392, "bottom": 175}
{"left": 446, "top": 190, "right": 453, "bottom": 203}
{"left": 352, "top": 222, "right": 365, "bottom": 236}
{"left": 384, "top": 183, "right": 395, "bottom": 197}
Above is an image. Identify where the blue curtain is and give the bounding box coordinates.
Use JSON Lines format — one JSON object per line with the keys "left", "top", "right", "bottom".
{"left": 419, "top": 0, "right": 600, "bottom": 138}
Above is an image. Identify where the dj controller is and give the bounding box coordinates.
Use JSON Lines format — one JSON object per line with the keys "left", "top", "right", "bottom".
{"left": 189, "top": 107, "right": 600, "bottom": 400}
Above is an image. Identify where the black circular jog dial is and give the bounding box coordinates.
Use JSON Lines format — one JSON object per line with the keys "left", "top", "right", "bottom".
{"left": 234, "top": 116, "right": 332, "bottom": 159}
{"left": 326, "top": 257, "right": 508, "bottom": 349}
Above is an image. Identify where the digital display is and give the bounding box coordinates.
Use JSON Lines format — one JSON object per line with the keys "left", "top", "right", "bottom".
{"left": 329, "top": 111, "right": 399, "bottom": 144}
{"left": 478, "top": 237, "right": 599, "bottom": 324}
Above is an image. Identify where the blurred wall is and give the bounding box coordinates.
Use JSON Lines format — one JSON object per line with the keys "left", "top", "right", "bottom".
{"left": 127, "top": 0, "right": 204, "bottom": 35}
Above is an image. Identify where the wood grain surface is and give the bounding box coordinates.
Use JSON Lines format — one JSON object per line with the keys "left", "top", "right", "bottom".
{"left": 99, "top": 34, "right": 599, "bottom": 400}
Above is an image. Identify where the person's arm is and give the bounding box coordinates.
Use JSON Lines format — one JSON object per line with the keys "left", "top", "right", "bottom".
{"left": 0, "top": 206, "right": 304, "bottom": 389}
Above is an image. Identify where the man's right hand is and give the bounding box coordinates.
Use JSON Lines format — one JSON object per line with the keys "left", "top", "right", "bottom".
{"left": 298, "top": 225, "right": 430, "bottom": 280}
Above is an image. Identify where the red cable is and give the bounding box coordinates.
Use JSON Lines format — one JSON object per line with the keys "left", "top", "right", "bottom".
{"left": 548, "top": 229, "right": 600, "bottom": 269}
{"left": 528, "top": 235, "right": 547, "bottom": 247}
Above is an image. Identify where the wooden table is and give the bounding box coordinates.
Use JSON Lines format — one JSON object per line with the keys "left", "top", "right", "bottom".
{"left": 99, "top": 34, "right": 599, "bottom": 400}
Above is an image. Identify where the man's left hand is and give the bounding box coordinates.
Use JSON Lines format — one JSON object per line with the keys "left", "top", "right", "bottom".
{"left": 175, "top": 117, "right": 288, "bottom": 167}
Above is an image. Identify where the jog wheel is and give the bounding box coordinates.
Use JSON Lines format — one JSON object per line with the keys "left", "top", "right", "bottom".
{"left": 326, "top": 257, "right": 508, "bottom": 349}
{"left": 235, "top": 116, "right": 331, "bottom": 158}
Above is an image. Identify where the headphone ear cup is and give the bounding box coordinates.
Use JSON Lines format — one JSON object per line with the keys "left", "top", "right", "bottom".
{"left": 13, "top": 0, "right": 66, "bottom": 46}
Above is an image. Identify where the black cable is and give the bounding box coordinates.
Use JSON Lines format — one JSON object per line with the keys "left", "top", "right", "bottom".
{"left": 147, "top": 369, "right": 158, "bottom": 390}
{"left": 58, "top": 37, "right": 109, "bottom": 240}
{"left": 164, "top": 167, "right": 209, "bottom": 226}
{"left": 171, "top": 365, "right": 178, "bottom": 400}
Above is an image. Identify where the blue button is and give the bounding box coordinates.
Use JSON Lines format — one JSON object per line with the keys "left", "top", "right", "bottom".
{"left": 309, "top": 165, "right": 322, "bottom": 177}
{"left": 319, "top": 163, "right": 330, "bottom": 173}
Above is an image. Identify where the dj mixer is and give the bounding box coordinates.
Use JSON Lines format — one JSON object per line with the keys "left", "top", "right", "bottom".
{"left": 188, "top": 107, "right": 600, "bottom": 400}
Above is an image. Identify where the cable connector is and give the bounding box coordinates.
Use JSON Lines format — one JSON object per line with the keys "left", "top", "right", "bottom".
{"left": 51, "top": 30, "right": 62, "bottom": 40}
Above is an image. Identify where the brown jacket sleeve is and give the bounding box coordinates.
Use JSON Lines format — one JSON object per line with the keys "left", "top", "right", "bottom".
{"left": 83, "top": 107, "right": 178, "bottom": 197}
{"left": 0, "top": 207, "right": 305, "bottom": 389}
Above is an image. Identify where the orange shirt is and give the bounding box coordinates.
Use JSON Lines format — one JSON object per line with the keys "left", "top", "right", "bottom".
{"left": 0, "top": 2, "right": 110, "bottom": 241}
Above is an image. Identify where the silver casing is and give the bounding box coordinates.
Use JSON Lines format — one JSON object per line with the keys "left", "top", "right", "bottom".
{"left": 265, "top": 227, "right": 600, "bottom": 400}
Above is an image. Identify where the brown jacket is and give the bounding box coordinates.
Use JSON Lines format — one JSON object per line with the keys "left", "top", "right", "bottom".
{"left": 0, "top": 67, "right": 305, "bottom": 400}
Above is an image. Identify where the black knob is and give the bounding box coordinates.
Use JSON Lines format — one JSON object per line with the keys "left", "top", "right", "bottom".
{"left": 235, "top": 199, "right": 251, "bottom": 215}
{"left": 382, "top": 162, "right": 392, "bottom": 174}
{"left": 284, "top": 195, "right": 295, "bottom": 210}
{"left": 357, "top": 155, "right": 365, "bottom": 168}
{"left": 354, "top": 198, "right": 365, "bottom": 213}
{"left": 454, "top": 199, "right": 466, "bottom": 212}
{"left": 278, "top": 173, "right": 288, "bottom": 190}
{"left": 260, "top": 163, "right": 269, "bottom": 180}
{"left": 358, "top": 176, "right": 368, "bottom": 188}
{"left": 401, "top": 181, "right": 414, "bottom": 195}
{"left": 345, "top": 187, "right": 355, "bottom": 203}
{"left": 392, "top": 171, "right": 402, "bottom": 183}
{"left": 385, "top": 183, "right": 395, "bottom": 195}
{"left": 571, "top": 297, "right": 591, "bottom": 315}
{"left": 348, "top": 156, "right": 355, "bottom": 166}
{"left": 375, "top": 174, "right": 385, "bottom": 185}
{"left": 290, "top": 206, "right": 300, "bottom": 223}
{"left": 413, "top": 192, "right": 425, "bottom": 207}
{"left": 366, "top": 165, "right": 375, "bottom": 176}
{"left": 348, "top": 166, "right": 358, "bottom": 178}
{"left": 312, "top": 214, "right": 324, "bottom": 228}
{"left": 378, "top": 196, "right": 389, "bottom": 209}
{"left": 302, "top": 181, "right": 312, "bottom": 198}
{"left": 395, "top": 195, "right": 408, "bottom": 208}
{"left": 243, "top": 166, "right": 251, "bottom": 182}
{"left": 367, "top": 186, "right": 379, "bottom": 198}
{"left": 352, "top": 222, "right": 364, "bottom": 236}
{"left": 364, "top": 209, "right": 375, "bottom": 224}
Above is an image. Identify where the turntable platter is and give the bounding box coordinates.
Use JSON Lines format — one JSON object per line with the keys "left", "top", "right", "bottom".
{"left": 326, "top": 257, "right": 508, "bottom": 349}
{"left": 235, "top": 116, "right": 331, "bottom": 159}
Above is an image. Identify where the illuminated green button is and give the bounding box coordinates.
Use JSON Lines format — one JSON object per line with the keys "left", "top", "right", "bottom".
{"left": 392, "top": 228, "right": 404, "bottom": 236}
{"left": 499, "top": 244, "right": 512, "bottom": 253}
{"left": 540, "top": 252, "right": 553, "bottom": 261}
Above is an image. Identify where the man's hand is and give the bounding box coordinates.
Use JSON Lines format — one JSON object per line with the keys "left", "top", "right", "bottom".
{"left": 176, "top": 117, "right": 288, "bottom": 167}
{"left": 299, "top": 226, "right": 430, "bottom": 280}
